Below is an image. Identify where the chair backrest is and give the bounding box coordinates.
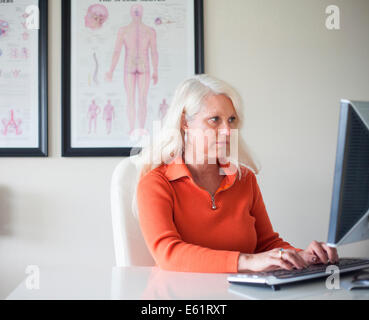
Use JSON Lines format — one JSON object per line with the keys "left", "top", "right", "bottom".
{"left": 110, "top": 155, "right": 155, "bottom": 267}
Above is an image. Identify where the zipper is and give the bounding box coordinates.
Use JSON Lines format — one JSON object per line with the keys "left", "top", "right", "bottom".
{"left": 207, "top": 174, "right": 237, "bottom": 210}
{"left": 210, "top": 194, "right": 217, "bottom": 210}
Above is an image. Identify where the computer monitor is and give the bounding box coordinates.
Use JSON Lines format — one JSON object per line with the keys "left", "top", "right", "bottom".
{"left": 327, "top": 99, "right": 369, "bottom": 247}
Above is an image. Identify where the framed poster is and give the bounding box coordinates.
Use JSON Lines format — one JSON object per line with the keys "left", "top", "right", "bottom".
{"left": 0, "top": 0, "right": 48, "bottom": 157}
{"left": 62, "top": 0, "right": 204, "bottom": 157}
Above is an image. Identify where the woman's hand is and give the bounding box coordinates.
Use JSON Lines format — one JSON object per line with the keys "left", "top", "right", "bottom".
{"left": 238, "top": 248, "right": 312, "bottom": 273}
{"left": 298, "top": 240, "right": 339, "bottom": 265}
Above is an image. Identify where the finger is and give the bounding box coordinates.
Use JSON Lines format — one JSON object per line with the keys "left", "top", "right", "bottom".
{"left": 311, "top": 241, "right": 329, "bottom": 264}
{"left": 332, "top": 247, "right": 339, "bottom": 263}
{"left": 327, "top": 243, "right": 339, "bottom": 263}
{"left": 292, "top": 251, "right": 310, "bottom": 268}
{"left": 273, "top": 249, "right": 301, "bottom": 269}
{"left": 282, "top": 251, "right": 306, "bottom": 269}
{"left": 273, "top": 249, "right": 302, "bottom": 268}
{"left": 311, "top": 255, "right": 320, "bottom": 264}
{"left": 300, "top": 251, "right": 319, "bottom": 265}
{"left": 272, "top": 257, "right": 294, "bottom": 270}
{"left": 303, "top": 247, "right": 319, "bottom": 264}
{"left": 320, "top": 242, "right": 335, "bottom": 263}
{"left": 321, "top": 243, "right": 339, "bottom": 263}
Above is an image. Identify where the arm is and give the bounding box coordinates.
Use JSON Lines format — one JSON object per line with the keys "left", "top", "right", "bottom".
{"left": 249, "top": 172, "right": 303, "bottom": 253}
{"left": 137, "top": 172, "right": 240, "bottom": 273}
{"left": 107, "top": 28, "right": 125, "bottom": 76}
{"left": 149, "top": 29, "right": 159, "bottom": 84}
{"left": 238, "top": 172, "right": 337, "bottom": 271}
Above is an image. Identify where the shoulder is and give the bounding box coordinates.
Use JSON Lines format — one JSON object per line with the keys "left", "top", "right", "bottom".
{"left": 118, "top": 26, "right": 128, "bottom": 35}
{"left": 137, "top": 164, "right": 174, "bottom": 206}
{"left": 147, "top": 26, "right": 157, "bottom": 37}
{"left": 147, "top": 25, "right": 156, "bottom": 33}
{"left": 137, "top": 164, "right": 171, "bottom": 191}
{"left": 238, "top": 164, "right": 257, "bottom": 183}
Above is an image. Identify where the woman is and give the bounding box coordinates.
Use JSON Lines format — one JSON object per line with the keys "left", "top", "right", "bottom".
{"left": 134, "top": 74, "right": 338, "bottom": 273}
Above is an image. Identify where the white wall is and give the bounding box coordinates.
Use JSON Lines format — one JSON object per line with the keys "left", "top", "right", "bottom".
{"left": 1, "top": 0, "right": 369, "bottom": 299}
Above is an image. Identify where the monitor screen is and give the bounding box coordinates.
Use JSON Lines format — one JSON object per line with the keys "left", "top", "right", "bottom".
{"left": 327, "top": 100, "right": 369, "bottom": 247}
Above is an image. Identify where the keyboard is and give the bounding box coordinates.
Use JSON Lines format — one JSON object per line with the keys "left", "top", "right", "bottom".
{"left": 227, "top": 257, "right": 369, "bottom": 290}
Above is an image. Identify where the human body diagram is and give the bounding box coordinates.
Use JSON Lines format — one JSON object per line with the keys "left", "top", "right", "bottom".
{"left": 87, "top": 99, "right": 101, "bottom": 134}
{"left": 105, "top": 4, "right": 159, "bottom": 136}
{"left": 103, "top": 99, "right": 115, "bottom": 135}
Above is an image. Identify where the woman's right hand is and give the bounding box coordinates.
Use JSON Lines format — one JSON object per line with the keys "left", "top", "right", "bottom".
{"left": 237, "top": 248, "right": 315, "bottom": 273}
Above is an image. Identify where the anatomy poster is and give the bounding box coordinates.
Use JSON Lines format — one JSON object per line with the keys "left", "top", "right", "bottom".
{"left": 0, "top": 0, "right": 40, "bottom": 149}
{"left": 68, "top": 0, "right": 199, "bottom": 151}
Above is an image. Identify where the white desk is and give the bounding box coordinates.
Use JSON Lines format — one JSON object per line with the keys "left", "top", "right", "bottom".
{"left": 6, "top": 266, "right": 369, "bottom": 300}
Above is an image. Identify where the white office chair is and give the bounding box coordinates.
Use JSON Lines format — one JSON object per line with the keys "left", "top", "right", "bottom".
{"left": 110, "top": 155, "right": 155, "bottom": 267}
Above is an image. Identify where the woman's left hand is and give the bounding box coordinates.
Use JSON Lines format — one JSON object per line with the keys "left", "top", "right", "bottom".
{"left": 298, "top": 240, "right": 339, "bottom": 266}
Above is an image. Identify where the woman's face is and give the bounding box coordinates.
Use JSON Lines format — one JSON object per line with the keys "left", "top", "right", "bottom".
{"left": 183, "top": 94, "right": 239, "bottom": 163}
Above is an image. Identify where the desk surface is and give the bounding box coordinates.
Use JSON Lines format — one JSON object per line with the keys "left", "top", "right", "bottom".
{"left": 6, "top": 266, "right": 369, "bottom": 300}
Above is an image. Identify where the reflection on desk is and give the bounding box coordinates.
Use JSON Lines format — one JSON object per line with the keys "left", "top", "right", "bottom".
{"left": 111, "top": 267, "right": 241, "bottom": 300}
{"left": 6, "top": 266, "right": 369, "bottom": 300}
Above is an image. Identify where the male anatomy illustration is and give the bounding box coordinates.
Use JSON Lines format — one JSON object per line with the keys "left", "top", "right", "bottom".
{"left": 87, "top": 99, "right": 101, "bottom": 134}
{"left": 103, "top": 100, "right": 115, "bottom": 135}
{"left": 105, "top": 4, "right": 159, "bottom": 135}
{"left": 159, "top": 98, "right": 169, "bottom": 124}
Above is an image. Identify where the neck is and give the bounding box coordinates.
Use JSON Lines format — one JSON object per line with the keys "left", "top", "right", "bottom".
{"left": 183, "top": 151, "right": 221, "bottom": 179}
{"left": 131, "top": 18, "right": 142, "bottom": 24}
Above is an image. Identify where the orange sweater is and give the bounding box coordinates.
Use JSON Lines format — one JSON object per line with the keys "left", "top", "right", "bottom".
{"left": 137, "top": 156, "right": 302, "bottom": 273}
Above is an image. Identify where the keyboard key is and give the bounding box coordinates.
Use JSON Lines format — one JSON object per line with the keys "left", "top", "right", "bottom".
{"left": 263, "top": 258, "right": 369, "bottom": 279}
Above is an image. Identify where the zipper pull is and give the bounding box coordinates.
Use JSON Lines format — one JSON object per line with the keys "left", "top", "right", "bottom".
{"left": 211, "top": 195, "right": 217, "bottom": 210}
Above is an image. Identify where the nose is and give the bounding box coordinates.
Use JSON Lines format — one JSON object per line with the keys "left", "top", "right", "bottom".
{"left": 218, "top": 122, "right": 231, "bottom": 136}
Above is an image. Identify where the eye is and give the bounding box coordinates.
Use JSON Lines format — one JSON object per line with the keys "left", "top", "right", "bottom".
{"left": 209, "top": 116, "right": 219, "bottom": 123}
{"left": 228, "top": 116, "right": 237, "bottom": 123}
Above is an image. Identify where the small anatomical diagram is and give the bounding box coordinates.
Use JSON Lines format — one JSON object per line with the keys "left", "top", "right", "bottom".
{"left": 84, "top": 4, "right": 109, "bottom": 30}
{"left": 84, "top": 5, "right": 109, "bottom": 86}
{"left": 2, "top": 109, "right": 22, "bottom": 136}
{"left": 12, "top": 69, "right": 21, "bottom": 78}
{"left": 87, "top": 99, "right": 101, "bottom": 134}
{"left": 22, "top": 32, "right": 29, "bottom": 41}
{"left": 20, "top": 47, "right": 29, "bottom": 59}
{"left": 154, "top": 17, "right": 175, "bottom": 26}
{"left": 103, "top": 100, "right": 115, "bottom": 135}
{"left": 0, "top": 20, "right": 9, "bottom": 38}
{"left": 92, "top": 52, "right": 99, "bottom": 85}
{"left": 21, "top": 13, "right": 30, "bottom": 40}
{"left": 10, "top": 48, "right": 18, "bottom": 59}
{"left": 158, "top": 98, "right": 169, "bottom": 124}
{"left": 106, "top": 4, "right": 159, "bottom": 135}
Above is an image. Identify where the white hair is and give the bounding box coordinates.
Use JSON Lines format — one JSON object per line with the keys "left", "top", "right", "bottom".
{"left": 131, "top": 74, "right": 261, "bottom": 217}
